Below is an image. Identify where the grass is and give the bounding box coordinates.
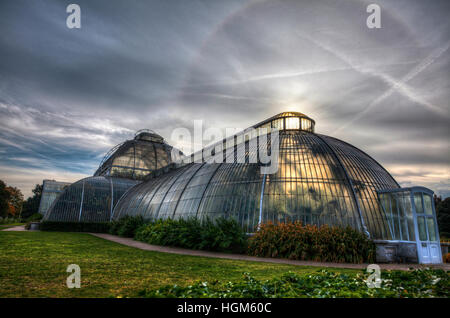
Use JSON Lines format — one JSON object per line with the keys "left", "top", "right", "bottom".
{"left": 0, "top": 223, "right": 25, "bottom": 230}
{"left": 0, "top": 231, "right": 360, "bottom": 298}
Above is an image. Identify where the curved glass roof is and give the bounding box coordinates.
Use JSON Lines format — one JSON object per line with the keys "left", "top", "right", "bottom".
{"left": 113, "top": 112, "right": 400, "bottom": 239}
{"left": 94, "top": 130, "right": 178, "bottom": 180}
{"left": 43, "top": 176, "right": 139, "bottom": 222}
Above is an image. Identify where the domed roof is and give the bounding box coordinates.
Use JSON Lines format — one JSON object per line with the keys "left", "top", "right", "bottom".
{"left": 94, "top": 130, "right": 179, "bottom": 180}
{"left": 43, "top": 176, "right": 140, "bottom": 222}
{"left": 113, "top": 112, "right": 400, "bottom": 240}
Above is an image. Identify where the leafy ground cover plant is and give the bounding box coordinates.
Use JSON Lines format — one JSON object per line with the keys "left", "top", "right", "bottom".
{"left": 140, "top": 268, "right": 449, "bottom": 298}
{"left": 248, "top": 222, "right": 376, "bottom": 263}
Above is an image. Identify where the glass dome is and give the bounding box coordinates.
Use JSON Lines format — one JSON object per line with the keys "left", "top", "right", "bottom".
{"left": 113, "top": 112, "right": 400, "bottom": 240}
{"left": 94, "top": 130, "right": 177, "bottom": 180}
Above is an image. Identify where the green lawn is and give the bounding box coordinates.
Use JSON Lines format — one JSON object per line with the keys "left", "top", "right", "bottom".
{"left": 0, "top": 231, "right": 359, "bottom": 298}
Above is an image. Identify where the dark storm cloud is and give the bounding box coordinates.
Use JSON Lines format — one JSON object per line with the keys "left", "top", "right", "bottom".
{"left": 0, "top": 0, "right": 449, "bottom": 197}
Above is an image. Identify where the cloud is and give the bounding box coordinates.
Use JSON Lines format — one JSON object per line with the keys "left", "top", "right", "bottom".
{"left": 0, "top": 0, "right": 449, "bottom": 198}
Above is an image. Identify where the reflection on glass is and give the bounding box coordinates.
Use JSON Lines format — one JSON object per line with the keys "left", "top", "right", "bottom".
{"left": 285, "top": 117, "right": 299, "bottom": 129}
{"left": 427, "top": 218, "right": 437, "bottom": 241}
{"left": 414, "top": 194, "right": 423, "bottom": 214}
{"left": 417, "top": 216, "right": 427, "bottom": 241}
{"left": 423, "top": 194, "right": 433, "bottom": 215}
{"left": 44, "top": 177, "right": 139, "bottom": 222}
{"left": 272, "top": 118, "right": 284, "bottom": 130}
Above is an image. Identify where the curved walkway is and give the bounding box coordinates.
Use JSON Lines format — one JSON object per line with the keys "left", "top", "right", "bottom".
{"left": 1, "top": 225, "right": 26, "bottom": 231}
{"left": 91, "top": 233, "right": 450, "bottom": 271}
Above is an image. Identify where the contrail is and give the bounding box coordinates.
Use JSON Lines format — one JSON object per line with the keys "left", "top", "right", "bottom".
{"left": 332, "top": 41, "right": 450, "bottom": 134}
{"left": 298, "top": 33, "right": 448, "bottom": 117}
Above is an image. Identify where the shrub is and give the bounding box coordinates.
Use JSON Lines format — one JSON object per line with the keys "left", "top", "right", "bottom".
{"left": 135, "top": 217, "right": 247, "bottom": 253}
{"left": 40, "top": 221, "right": 110, "bottom": 233}
{"left": 25, "top": 213, "right": 43, "bottom": 222}
{"left": 140, "top": 269, "right": 450, "bottom": 298}
{"left": 445, "top": 253, "right": 450, "bottom": 263}
{"left": 247, "top": 222, "right": 376, "bottom": 263}
{"left": 109, "top": 216, "right": 146, "bottom": 237}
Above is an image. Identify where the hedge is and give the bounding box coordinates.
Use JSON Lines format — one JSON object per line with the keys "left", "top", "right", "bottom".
{"left": 135, "top": 217, "right": 247, "bottom": 253}
{"left": 109, "top": 215, "right": 146, "bottom": 237}
{"left": 247, "top": 222, "right": 376, "bottom": 263}
{"left": 40, "top": 221, "right": 110, "bottom": 233}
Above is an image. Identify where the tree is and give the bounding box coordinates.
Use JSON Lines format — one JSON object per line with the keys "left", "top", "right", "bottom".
{"left": 436, "top": 197, "right": 450, "bottom": 239}
{"left": 0, "top": 180, "right": 11, "bottom": 217}
{"left": 5, "top": 186, "right": 23, "bottom": 217}
{"left": 21, "top": 184, "right": 43, "bottom": 219}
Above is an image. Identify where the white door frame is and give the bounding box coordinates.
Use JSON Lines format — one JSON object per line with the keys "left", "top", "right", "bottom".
{"left": 410, "top": 189, "right": 442, "bottom": 264}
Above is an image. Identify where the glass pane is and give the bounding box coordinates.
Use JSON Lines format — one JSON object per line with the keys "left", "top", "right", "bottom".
{"left": 272, "top": 118, "right": 284, "bottom": 130}
{"left": 417, "top": 216, "right": 427, "bottom": 241}
{"left": 414, "top": 193, "right": 423, "bottom": 214}
{"left": 427, "top": 218, "right": 437, "bottom": 241}
{"left": 423, "top": 194, "right": 433, "bottom": 215}
{"left": 400, "top": 218, "right": 409, "bottom": 241}
{"left": 285, "top": 117, "right": 299, "bottom": 129}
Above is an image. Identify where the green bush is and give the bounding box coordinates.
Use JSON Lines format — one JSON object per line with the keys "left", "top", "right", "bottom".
{"left": 135, "top": 217, "right": 247, "bottom": 253}
{"left": 25, "top": 213, "right": 43, "bottom": 222}
{"left": 40, "top": 221, "right": 110, "bottom": 233}
{"left": 141, "top": 269, "right": 450, "bottom": 298}
{"left": 109, "top": 216, "right": 146, "bottom": 237}
{"left": 247, "top": 222, "right": 376, "bottom": 263}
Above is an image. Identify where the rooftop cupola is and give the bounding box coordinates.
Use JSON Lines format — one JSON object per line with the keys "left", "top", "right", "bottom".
{"left": 134, "top": 129, "right": 165, "bottom": 143}
{"left": 253, "top": 112, "right": 315, "bottom": 133}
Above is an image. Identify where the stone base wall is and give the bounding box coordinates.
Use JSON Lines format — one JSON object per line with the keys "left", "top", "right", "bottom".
{"left": 374, "top": 241, "right": 418, "bottom": 263}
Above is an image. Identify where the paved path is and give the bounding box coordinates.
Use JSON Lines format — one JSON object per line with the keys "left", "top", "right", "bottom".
{"left": 91, "top": 233, "right": 450, "bottom": 271}
{"left": 1, "top": 225, "right": 26, "bottom": 231}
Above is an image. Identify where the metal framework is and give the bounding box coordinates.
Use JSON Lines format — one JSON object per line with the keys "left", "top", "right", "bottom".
{"left": 94, "top": 130, "right": 176, "bottom": 180}
{"left": 113, "top": 112, "right": 401, "bottom": 238}
{"left": 43, "top": 176, "right": 140, "bottom": 222}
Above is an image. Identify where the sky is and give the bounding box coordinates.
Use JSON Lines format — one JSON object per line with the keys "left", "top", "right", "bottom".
{"left": 0, "top": 0, "right": 449, "bottom": 198}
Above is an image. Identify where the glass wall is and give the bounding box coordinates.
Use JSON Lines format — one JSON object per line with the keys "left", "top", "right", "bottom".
{"left": 378, "top": 189, "right": 440, "bottom": 243}
{"left": 38, "top": 180, "right": 71, "bottom": 216}
{"left": 320, "top": 135, "right": 399, "bottom": 239}
{"left": 378, "top": 190, "right": 415, "bottom": 241}
{"left": 261, "top": 131, "right": 361, "bottom": 230}
{"left": 44, "top": 176, "right": 139, "bottom": 222}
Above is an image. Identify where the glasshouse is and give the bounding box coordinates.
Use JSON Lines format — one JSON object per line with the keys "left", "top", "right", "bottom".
{"left": 43, "top": 130, "right": 178, "bottom": 222}
{"left": 112, "top": 112, "right": 442, "bottom": 264}
{"left": 42, "top": 112, "right": 442, "bottom": 264}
